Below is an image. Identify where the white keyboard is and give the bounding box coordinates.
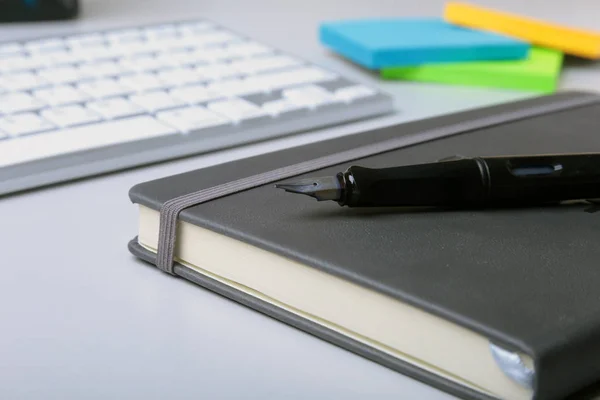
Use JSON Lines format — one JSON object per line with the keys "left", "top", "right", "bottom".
{"left": 0, "top": 19, "right": 393, "bottom": 196}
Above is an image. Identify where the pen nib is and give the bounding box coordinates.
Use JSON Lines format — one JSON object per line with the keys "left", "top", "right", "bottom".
{"left": 275, "top": 175, "right": 343, "bottom": 201}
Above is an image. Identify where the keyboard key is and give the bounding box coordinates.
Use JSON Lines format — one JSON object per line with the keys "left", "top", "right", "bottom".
{"left": 78, "top": 61, "right": 125, "bottom": 79}
{"left": 154, "top": 53, "right": 194, "bottom": 69}
{"left": 86, "top": 98, "right": 144, "bottom": 119}
{"left": 0, "top": 116, "right": 177, "bottom": 168}
{"left": 0, "top": 113, "right": 56, "bottom": 136}
{"left": 156, "top": 106, "right": 230, "bottom": 133}
{"left": 181, "top": 48, "right": 222, "bottom": 64}
{"left": 156, "top": 68, "right": 204, "bottom": 87}
{"left": 77, "top": 79, "right": 134, "bottom": 99}
{"left": 162, "top": 50, "right": 204, "bottom": 67}
{"left": 144, "top": 24, "right": 178, "bottom": 39}
{"left": 225, "top": 42, "right": 274, "bottom": 58}
{"left": 41, "top": 105, "right": 103, "bottom": 127}
{"left": 334, "top": 85, "right": 377, "bottom": 102}
{"left": 169, "top": 84, "right": 223, "bottom": 104}
{"left": 0, "top": 93, "right": 47, "bottom": 114}
{"left": 33, "top": 86, "right": 92, "bottom": 106}
{"left": 0, "top": 72, "right": 51, "bottom": 91}
{"left": 148, "top": 36, "right": 197, "bottom": 52}
{"left": 25, "top": 38, "right": 66, "bottom": 53}
{"left": 178, "top": 21, "right": 215, "bottom": 36}
{"left": 117, "top": 73, "right": 167, "bottom": 92}
{"left": 207, "top": 98, "right": 267, "bottom": 122}
{"left": 36, "top": 66, "right": 84, "bottom": 85}
{"left": 241, "top": 91, "right": 283, "bottom": 105}
{"left": 119, "top": 55, "right": 174, "bottom": 72}
{"left": 231, "top": 55, "right": 303, "bottom": 75}
{"left": 129, "top": 91, "right": 187, "bottom": 112}
{"left": 106, "top": 28, "right": 143, "bottom": 43}
{"left": 108, "top": 41, "right": 159, "bottom": 57}
{"left": 41, "top": 50, "right": 86, "bottom": 66}
{"left": 282, "top": 85, "right": 338, "bottom": 108}
{"left": 66, "top": 33, "right": 106, "bottom": 48}
{"left": 0, "top": 43, "right": 24, "bottom": 56}
{"left": 195, "top": 64, "right": 241, "bottom": 81}
{"left": 207, "top": 78, "right": 264, "bottom": 97}
{"left": 194, "top": 31, "right": 242, "bottom": 47}
{"left": 253, "top": 67, "right": 338, "bottom": 91}
{"left": 262, "top": 99, "right": 305, "bottom": 116}
{"left": 0, "top": 55, "right": 46, "bottom": 73}
{"left": 197, "top": 46, "right": 244, "bottom": 62}
{"left": 76, "top": 45, "right": 118, "bottom": 62}
{"left": 317, "top": 78, "right": 361, "bottom": 92}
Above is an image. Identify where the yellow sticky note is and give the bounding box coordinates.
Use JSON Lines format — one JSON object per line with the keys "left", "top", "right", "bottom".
{"left": 444, "top": 2, "right": 600, "bottom": 59}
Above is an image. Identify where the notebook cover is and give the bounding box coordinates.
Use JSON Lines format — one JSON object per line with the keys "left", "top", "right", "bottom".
{"left": 128, "top": 90, "right": 600, "bottom": 400}
{"left": 380, "top": 47, "right": 564, "bottom": 93}
{"left": 445, "top": 2, "right": 600, "bottom": 59}
{"left": 318, "top": 18, "right": 529, "bottom": 69}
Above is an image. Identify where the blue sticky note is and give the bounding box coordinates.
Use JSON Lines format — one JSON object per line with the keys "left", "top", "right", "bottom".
{"left": 319, "top": 18, "right": 530, "bottom": 69}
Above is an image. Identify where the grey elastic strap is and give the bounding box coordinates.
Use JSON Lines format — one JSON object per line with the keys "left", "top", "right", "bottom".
{"left": 156, "top": 95, "right": 600, "bottom": 274}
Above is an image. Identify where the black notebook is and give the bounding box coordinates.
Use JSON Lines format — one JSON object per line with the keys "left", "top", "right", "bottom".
{"left": 128, "top": 90, "right": 600, "bottom": 400}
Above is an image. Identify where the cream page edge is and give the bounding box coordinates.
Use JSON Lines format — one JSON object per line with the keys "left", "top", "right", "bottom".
{"left": 137, "top": 205, "right": 532, "bottom": 400}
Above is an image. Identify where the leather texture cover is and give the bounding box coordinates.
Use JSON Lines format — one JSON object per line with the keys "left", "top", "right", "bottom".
{"left": 128, "top": 91, "right": 600, "bottom": 400}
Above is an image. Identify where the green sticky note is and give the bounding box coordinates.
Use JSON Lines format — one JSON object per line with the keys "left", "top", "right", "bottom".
{"left": 381, "top": 47, "right": 563, "bottom": 93}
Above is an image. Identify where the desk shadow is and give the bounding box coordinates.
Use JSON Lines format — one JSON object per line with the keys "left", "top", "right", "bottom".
{"left": 300, "top": 202, "right": 595, "bottom": 221}
{"left": 563, "top": 55, "right": 600, "bottom": 68}
{"left": 301, "top": 206, "right": 442, "bottom": 221}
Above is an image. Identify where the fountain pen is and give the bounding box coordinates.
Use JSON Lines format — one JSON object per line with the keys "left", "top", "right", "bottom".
{"left": 275, "top": 153, "right": 600, "bottom": 208}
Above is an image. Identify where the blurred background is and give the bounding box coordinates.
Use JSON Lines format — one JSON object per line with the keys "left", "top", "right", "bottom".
{"left": 4, "top": 0, "right": 600, "bottom": 117}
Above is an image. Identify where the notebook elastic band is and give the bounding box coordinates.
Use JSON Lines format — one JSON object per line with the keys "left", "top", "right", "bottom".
{"left": 156, "top": 94, "right": 600, "bottom": 274}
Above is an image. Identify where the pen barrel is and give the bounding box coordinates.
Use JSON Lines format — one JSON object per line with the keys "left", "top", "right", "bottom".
{"left": 482, "top": 153, "right": 600, "bottom": 204}
{"left": 342, "top": 159, "right": 489, "bottom": 207}
{"left": 343, "top": 154, "right": 600, "bottom": 208}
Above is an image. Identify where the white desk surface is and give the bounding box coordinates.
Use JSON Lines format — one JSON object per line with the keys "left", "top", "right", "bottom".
{"left": 1, "top": 1, "right": 599, "bottom": 399}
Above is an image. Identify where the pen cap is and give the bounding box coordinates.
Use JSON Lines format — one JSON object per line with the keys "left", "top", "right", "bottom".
{"left": 481, "top": 153, "right": 600, "bottom": 204}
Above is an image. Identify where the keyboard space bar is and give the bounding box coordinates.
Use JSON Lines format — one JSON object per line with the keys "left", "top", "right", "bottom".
{"left": 0, "top": 116, "right": 178, "bottom": 168}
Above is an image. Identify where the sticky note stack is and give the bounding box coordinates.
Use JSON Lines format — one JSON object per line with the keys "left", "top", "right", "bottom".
{"left": 444, "top": 2, "right": 600, "bottom": 60}
{"left": 319, "top": 2, "right": 600, "bottom": 93}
